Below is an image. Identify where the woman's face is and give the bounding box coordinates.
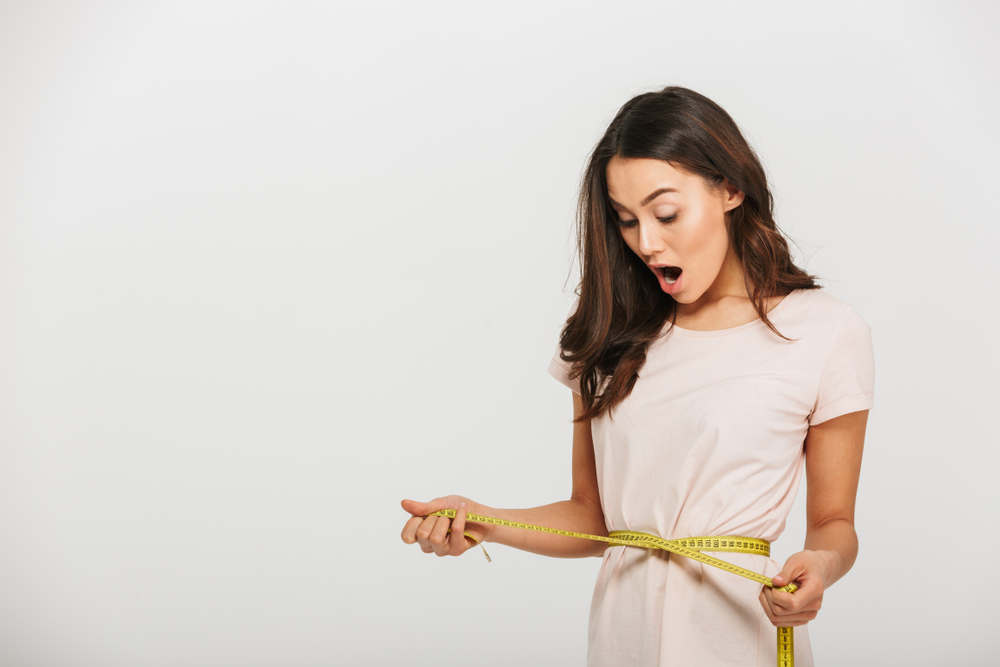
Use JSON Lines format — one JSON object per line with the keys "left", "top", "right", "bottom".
{"left": 605, "top": 156, "right": 745, "bottom": 306}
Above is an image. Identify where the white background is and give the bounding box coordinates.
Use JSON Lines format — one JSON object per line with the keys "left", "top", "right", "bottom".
{"left": 1, "top": 1, "right": 997, "bottom": 665}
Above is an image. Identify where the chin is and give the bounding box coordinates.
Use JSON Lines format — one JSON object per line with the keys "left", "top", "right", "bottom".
{"left": 671, "top": 291, "right": 694, "bottom": 304}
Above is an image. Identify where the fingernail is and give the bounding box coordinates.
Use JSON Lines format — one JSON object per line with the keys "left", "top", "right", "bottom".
{"left": 460, "top": 502, "right": 467, "bottom": 508}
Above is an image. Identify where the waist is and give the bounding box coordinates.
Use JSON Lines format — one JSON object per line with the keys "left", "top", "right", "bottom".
{"left": 606, "top": 531, "right": 772, "bottom": 557}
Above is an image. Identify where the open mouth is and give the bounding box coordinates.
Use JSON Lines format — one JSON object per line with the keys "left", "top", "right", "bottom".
{"left": 659, "top": 266, "right": 682, "bottom": 284}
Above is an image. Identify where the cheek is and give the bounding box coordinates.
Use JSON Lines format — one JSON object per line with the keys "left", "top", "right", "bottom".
{"left": 708, "top": 220, "right": 730, "bottom": 258}
{"left": 677, "top": 214, "right": 729, "bottom": 273}
{"left": 690, "top": 212, "right": 729, "bottom": 256}
{"left": 619, "top": 229, "right": 641, "bottom": 256}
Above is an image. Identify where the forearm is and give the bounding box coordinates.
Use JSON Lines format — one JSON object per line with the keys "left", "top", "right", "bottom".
{"left": 803, "top": 518, "right": 858, "bottom": 588}
{"left": 471, "top": 497, "right": 608, "bottom": 559}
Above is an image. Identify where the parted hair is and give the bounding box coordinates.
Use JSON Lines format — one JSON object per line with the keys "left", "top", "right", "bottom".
{"left": 560, "top": 86, "right": 819, "bottom": 423}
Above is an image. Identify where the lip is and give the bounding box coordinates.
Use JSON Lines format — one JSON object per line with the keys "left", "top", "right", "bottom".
{"left": 648, "top": 263, "right": 683, "bottom": 295}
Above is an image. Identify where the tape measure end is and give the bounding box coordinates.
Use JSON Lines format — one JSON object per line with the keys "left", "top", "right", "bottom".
{"left": 463, "top": 531, "right": 492, "bottom": 563}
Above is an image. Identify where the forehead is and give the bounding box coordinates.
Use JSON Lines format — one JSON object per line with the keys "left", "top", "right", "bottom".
{"left": 605, "top": 157, "right": 705, "bottom": 203}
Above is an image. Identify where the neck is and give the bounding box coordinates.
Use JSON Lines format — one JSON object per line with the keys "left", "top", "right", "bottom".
{"left": 675, "top": 249, "right": 750, "bottom": 318}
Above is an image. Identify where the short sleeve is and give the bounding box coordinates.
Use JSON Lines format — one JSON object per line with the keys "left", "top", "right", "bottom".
{"left": 547, "top": 298, "right": 582, "bottom": 395}
{"left": 548, "top": 349, "right": 582, "bottom": 395}
{"left": 809, "top": 305, "right": 876, "bottom": 425}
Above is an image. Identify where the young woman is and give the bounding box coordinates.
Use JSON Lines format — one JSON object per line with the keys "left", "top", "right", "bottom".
{"left": 400, "top": 86, "right": 874, "bottom": 667}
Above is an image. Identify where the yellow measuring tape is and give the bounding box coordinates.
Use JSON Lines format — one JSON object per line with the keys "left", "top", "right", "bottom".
{"left": 430, "top": 509, "right": 799, "bottom": 667}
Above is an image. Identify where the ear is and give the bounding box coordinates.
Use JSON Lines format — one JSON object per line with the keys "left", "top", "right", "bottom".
{"left": 721, "top": 180, "right": 745, "bottom": 212}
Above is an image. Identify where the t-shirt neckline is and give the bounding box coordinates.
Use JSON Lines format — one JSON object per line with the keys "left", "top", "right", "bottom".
{"left": 666, "top": 289, "right": 804, "bottom": 337}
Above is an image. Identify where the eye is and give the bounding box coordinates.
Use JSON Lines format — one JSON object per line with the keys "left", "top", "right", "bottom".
{"left": 617, "top": 215, "right": 677, "bottom": 228}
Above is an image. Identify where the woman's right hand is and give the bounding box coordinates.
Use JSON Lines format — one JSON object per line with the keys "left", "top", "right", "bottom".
{"left": 400, "top": 496, "right": 491, "bottom": 557}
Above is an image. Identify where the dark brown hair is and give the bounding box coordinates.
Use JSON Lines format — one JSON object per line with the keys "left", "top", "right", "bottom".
{"left": 560, "top": 86, "right": 819, "bottom": 423}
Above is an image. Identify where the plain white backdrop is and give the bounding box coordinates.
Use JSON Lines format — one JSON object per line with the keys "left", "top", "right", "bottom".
{"left": 0, "top": 1, "right": 997, "bottom": 665}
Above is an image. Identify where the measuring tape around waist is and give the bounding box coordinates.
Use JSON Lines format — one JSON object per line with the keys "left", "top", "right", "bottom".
{"left": 429, "top": 509, "right": 799, "bottom": 667}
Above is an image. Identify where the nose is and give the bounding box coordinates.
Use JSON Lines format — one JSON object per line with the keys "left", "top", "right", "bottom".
{"left": 637, "top": 218, "right": 666, "bottom": 258}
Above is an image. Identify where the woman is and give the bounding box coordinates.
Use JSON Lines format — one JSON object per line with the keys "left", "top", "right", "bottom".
{"left": 400, "top": 86, "right": 874, "bottom": 667}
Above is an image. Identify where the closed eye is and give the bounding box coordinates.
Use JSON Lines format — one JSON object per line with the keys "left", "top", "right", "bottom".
{"left": 617, "top": 215, "right": 677, "bottom": 228}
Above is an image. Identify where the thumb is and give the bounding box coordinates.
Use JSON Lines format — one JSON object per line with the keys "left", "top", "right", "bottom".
{"left": 771, "top": 557, "right": 806, "bottom": 590}
{"left": 771, "top": 566, "right": 796, "bottom": 589}
{"left": 400, "top": 499, "right": 428, "bottom": 516}
{"left": 401, "top": 498, "right": 451, "bottom": 517}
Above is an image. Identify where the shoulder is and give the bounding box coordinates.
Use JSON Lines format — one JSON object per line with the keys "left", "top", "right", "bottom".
{"left": 798, "top": 289, "right": 876, "bottom": 423}
{"left": 784, "top": 287, "right": 871, "bottom": 332}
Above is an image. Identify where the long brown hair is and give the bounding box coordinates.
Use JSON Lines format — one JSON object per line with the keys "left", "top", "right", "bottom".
{"left": 560, "top": 86, "right": 819, "bottom": 423}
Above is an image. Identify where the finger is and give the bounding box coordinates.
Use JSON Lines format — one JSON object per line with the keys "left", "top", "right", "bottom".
{"left": 769, "top": 564, "right": 805, "bottom": 605}
{"left": 760, "top": 590, "right": 817, "bottom": 626}
{"left": 768, "top": 611, "right": 818, "bottom": 627}
{"left": 768, "top": 592, "right": 798, "bottom": 613}
{"left": 448, "top": 503, "right": 468, "bottom": 554}
{"left": 760, "top": 587, "right": 778, "bottom": 615}
{"left": 759, "top": 589, "right": 779, "bottom": 625}
{"left": 401, "top": 515, "right": 426, "bottom": 544}
{"left": 429, "top": 510, "right": 453, "bottom": 555}
{"left": 761, "top": 588, "right": 820, "bottom": 626}
{"left": 415, "top": 515, "right": 440, "bottom": 553}
{"left": 770, "top": 579, "right": 821, "bottom": 613}
{"left": 767, "top": 585, "right": 796, "bottom": 612}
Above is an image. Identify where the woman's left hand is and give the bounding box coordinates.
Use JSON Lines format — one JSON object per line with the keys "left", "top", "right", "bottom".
{"left": 759, "top": 549, "right": 839, "bottom": 627}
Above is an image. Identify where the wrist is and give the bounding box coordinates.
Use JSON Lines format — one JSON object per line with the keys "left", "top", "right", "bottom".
{"left": 807, "top": 549, "right": 843, "bottom": 587}
{"left": 468, "top": 501, "right": 498, "bottom": 542}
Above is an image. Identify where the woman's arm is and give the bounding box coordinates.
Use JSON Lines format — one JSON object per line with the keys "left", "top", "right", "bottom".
{"left": 759, "top": 409, "right": 869, "bottom": 626}
{"left": 400, "top": 392, "right": 608, "bottom": 559}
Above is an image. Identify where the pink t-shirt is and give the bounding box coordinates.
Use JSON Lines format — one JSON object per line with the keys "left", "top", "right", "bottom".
{"left": 547, "top": 288, "right": 875, "bottom": 667}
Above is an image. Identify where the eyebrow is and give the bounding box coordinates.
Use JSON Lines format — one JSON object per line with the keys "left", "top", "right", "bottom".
{"left": 608, "top": 187, "right": 679, "bottom": 209}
